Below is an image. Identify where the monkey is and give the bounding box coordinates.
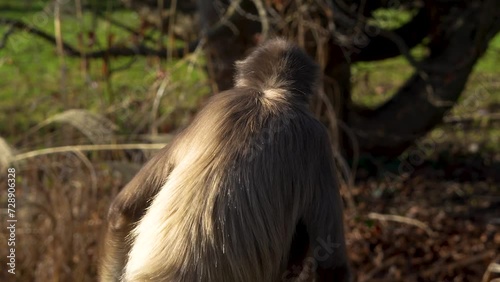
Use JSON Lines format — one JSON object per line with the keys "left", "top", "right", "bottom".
{"left": 99, "top": 38, "right": 351, "bottom": 282}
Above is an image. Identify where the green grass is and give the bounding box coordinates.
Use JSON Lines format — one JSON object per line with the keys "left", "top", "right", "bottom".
{"left": 370, "top": 8, "right": 416, "bottom": 29}
{"left": 475, "top": 34, "right": 500, "bottom": 73}
{"left": 0, "top": 5, "right": 208, "bottom": 136}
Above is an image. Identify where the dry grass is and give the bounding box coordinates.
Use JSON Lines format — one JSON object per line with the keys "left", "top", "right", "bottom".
{"left": 0, "top": 153, "right": 115, "bottom": 281}
{"left": 22, "top": 109, "right": 118, "bottom": 145}
{"left": 0, "top": 137, "right": 15, "bottom": 169}
{"left": 1, "top": 143, "right": 498, "bottom": 281}
{"left": 0, "top": 141, "right": 169, "bottom": 281}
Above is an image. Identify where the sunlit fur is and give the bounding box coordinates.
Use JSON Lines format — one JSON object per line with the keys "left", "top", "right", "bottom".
{"left": 100, "top": 38, "right": 350, "bottom": 282}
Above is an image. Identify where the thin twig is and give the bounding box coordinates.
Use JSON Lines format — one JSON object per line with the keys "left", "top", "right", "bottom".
{"left": 167, "top": 0, "right": 177, "bottom": 60}
{"left": 444, "top": 113, "right": 500, "bottom": 125}
{"left": 318, "top": 86, "right": 358, "bottom": 216}
{"left": 359, "top": 255, "right": 402, "bottom": 282}
{"left": 368, "top": 212, "right": 437, "bottom": 237}
{"left": 420, "top": 250, "right": 495, "bottom": 278}
{"left": 482, "top": 257, "right": 500, "bottom": 282}
{"left": 251, "top": 0, "right": 269, "bottom": 40}
{"left": 207, "top": 0, "right": 243, "bottom": 37}
{"left": 94, "top": 12, "right": 156, "bottom": 43}
{"left": 72, "top": 150, "right": 98, "bottom": 200}
{"left": 11, "top": 143, "right": 167, "bottom": 163}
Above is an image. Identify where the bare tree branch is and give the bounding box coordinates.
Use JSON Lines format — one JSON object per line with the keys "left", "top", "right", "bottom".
{"left": 94, "top": 11, "right": 157, "bottom": 44}
{"left": 0, "top": 17, "right": 80, "bottom": 55}
{"left": 0, "top": 0, "right": 250, "bottom": 60}
{"left": 0, "top": 17, "right": 198, "bottom": 58}
{"left": 0, "top": 22, "right": 15, "bottom": 48}
{"left": 350, "top": 8, "right": 431, "bottom": 62}
{"left": 348, "top": 0, "right": 500, "bottom": 156}
{"left": 251, "top": 0, "right": 269, "bottom": 40}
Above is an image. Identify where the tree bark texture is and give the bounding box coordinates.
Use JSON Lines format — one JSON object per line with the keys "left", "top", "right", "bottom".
{"left": 198, "top": 0, "right": 500, "bottom": 157}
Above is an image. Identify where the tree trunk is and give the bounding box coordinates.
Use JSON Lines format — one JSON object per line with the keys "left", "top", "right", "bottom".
{"left": 197, "top": 0, "right": 261, "bottom": 93}
{"left": 348, "top": 1, "right": 500, "bottom": 156}
{"left": 198, "top": 0, "right": 500, "bottom": 157}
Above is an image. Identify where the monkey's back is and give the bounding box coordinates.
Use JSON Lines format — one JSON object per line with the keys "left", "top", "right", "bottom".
{"left": 124, "top": 89, "right": 334, "bottom": 282}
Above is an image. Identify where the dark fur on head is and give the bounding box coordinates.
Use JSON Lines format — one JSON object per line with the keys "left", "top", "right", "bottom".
{"left": 235, "top": 38, "right": 320, "bottom": 103}
{"left": 99, "top": 38, "right": 350, "bottom": 282}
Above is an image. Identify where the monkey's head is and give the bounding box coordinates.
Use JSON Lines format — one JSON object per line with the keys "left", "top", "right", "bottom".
{"left": 234, "top": 38, "right": 320, "bottom": 104}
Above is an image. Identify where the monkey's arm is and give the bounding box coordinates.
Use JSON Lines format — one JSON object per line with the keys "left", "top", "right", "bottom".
{"left": 306, "top": 183, "right": 351, "bottom": 282}
{"left": 99, "top": 145, "right": 174, "bottom": 282}
{"left": 305, "top": 148, "right": 351, "bottom": 282}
